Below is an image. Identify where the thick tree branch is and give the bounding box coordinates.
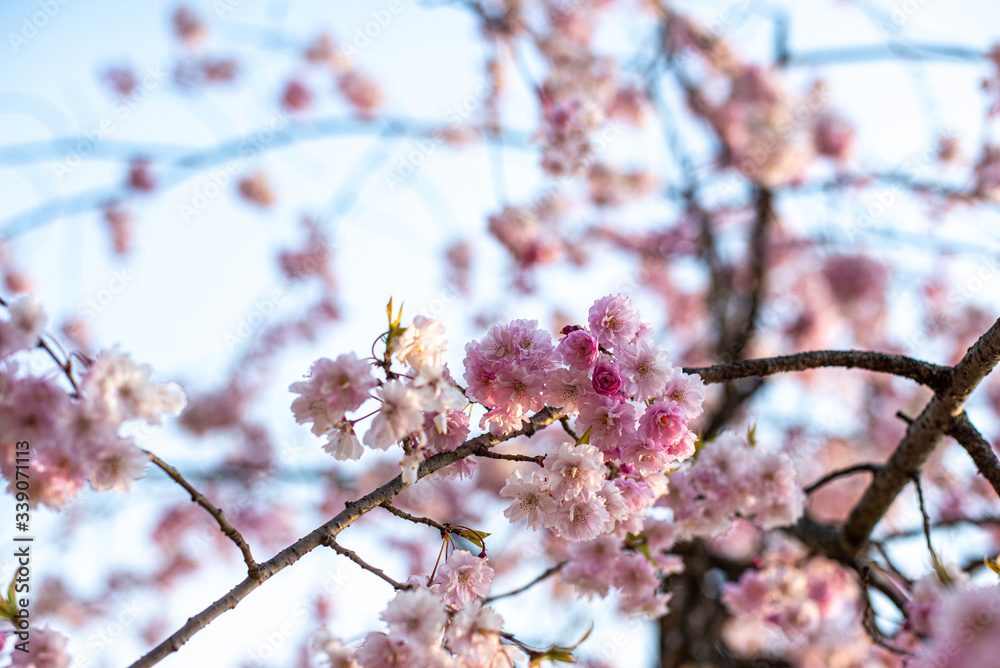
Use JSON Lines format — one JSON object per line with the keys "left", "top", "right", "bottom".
{"left": 684, "top": 350, "right": 949, "bottom": 389}
{"left": 840, "top": 317, "right": 1000, "bottom": 558}
{"left": 128, "top": 407, "right": 564, "bottom": 668}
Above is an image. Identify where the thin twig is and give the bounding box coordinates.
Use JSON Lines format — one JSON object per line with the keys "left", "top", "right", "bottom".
{"left": 145, "top": 450, "right": 259, "bottom": 578}
{"left": 322, "top": 538, "right": 409, "bottom": 591}
{"left": 804, "top": 463, "right": 881, "bottom": 495}
{"left": 484, "top": 562, "right": 566, "bottom": 604}
{"left": 475, "top": 451, "right": 544, "bottom": 465}
{"left": 859, "top": 566, "right": 915, "bottom": 658}
{"left": 558, "top": 416, "right": 578, "bottom": 441}
{"left": 911, "top": 474, "right": 940, "bottom": 567}
{"left": 380, "top": 503, "right": 451, "bottom": 534}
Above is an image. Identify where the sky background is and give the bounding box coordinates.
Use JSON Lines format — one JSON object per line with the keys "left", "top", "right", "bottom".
{"left": 3, "top": 0, "right": 1000, "bottom": 666}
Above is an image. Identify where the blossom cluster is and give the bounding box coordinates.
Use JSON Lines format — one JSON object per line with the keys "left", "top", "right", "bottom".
{"left": 723, "top": 557, "right": 856, "bottom": 641}
{"left": 472, "top": 294, "right": 704, "bottom": 545}
{"left": 665, "top": 431, "right": 806, "bottom": 540}
{"left": 290, "top": 315, "right": 469, "bottom": 483}
{"left": 721, "top": 556, "right": 888, "bottom": 665}
{"left": 560, "top": 536, "right": 683, "bottom": 617}
{"left": 909, "top": 569, "right": 1000, "bottom": 668}
{"left": 0, "top": 296, "right": 187, "bottom": 509}
{"left": 314, "top": 550, "right": 518, "bottom": 668}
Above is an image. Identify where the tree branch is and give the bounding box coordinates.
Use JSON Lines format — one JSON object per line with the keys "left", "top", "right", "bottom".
{"left": 804, "top": 463, "right": 881, "bottom": 495}
{"left": 321, "top": 538, "right": 410, "bottom": 591}
{"left": 683, "top": 350, "right": 949, "bottom": 389}
{"left": 128, "top": 407, "right": 564, "bottom": 668}
{"left": 144, "top": 450, "right": 259, "bottom": 578}
{"left": 475, "top": 451, "right": 545, "bottom": 465}
{"left": 483, "top": 562, "right": 566, "bottom": 604}
{"left": 947, "top": 411, "right": 1000, "bottom": 498}
{"left": 840, "top": 317, "right": 1000, "bottom": 558}
{"left": 380, "top": 503, "right": 450, "bottom": 534}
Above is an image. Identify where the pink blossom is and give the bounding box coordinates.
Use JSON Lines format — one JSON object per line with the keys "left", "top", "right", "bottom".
{"left": 380, "top": 587, "right": 447, "bottom": 645}
{"left": 492, "top": 367, "right": 546, "bottom": 418}
{"left": 500, "top": 470, "right": 558, "bottom": 530}
{"left": 87, "top": 441, "right": 148, "bottom": 492}
{"left": 430, "top": 550, "right": 494, "bottom": 609}
{"left": 615, "top": 552, "right": 669, "bottom": 617}
{"left": 290, "top": 353, "right": 376, "bottom": 435}
{"left": 591, "top": 361, "right": 624, "bottom": 396}
{"left": 621, "top": 439, "right": 671, "bottom": 476}
{"left": 82, "top": 348, "right": 187, "bottom": 426}
{"left": 363, "top": 380, "right": 425, "bottom": 450}
{"left": 618, "top": 340, "right": 673, "bottom": 401}
{"left": 541, "top": 367, "right": 592, "bottom": 413}
{"left": 323, "top": 422, "right": 364, "bottom": 461}
{"left": 424, "top": 410, "right": 470, "bottom": 454}
{"left": 557, "top": 328, "right": 599, "bottom": 368}
{"left": 462, "top": 344, "right": 497, "bottom": 405}
{"left": 555, "top": 496, "right": 611, "bottom": 541}
{"left": 545, "top": 442, "right": 606, "bottom": 501}
{"left": 913, "top": 584, "right": 1000, "bottom": 668}
{"left": 587, "top": 294, "right": 641, "bottom": 350}
{"left": 11, "top": 625, "right": 71, "bottom": 668}
{"left": 351, "top": 632, "right": 444, "bottom": 668}
{"left": 637, "top": 400, "right": 688, "bottom": 449}
{"left": 445, "top": 601, "right": 515, "bottom": 666}
{"left": 662, "top": 372, "right": 706, "bottom": 419}
{"left": 576, "top": 395, "right": 637, "bottom": 452}
{"left": 0, "top": 294, "right": 45, "bottom": 357}
{"left": 312, "top": 630, "right": 359, "bottom": 668}
{"left": 395, "top": 316, "right": 448, "bottom": 372}
{"left": 561, "top": 537, "right": 622, "bottom": 598}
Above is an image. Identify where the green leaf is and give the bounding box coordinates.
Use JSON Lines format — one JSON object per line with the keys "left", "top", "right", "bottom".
{"left": 576, "top": 426, "right": 592, "bottom": 446}
{"left": 452, "top": 527, "right": 491, "bottom": 551}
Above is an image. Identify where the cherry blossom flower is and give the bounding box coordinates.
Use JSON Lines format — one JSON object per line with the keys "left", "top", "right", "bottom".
{"left": 540, "top": 367, "right": 592, "bottom": 413}
{"left": 587, "top": 294, "right": 641, "bottom": 350}
{"left": 82, "top": 348, "right": 187, "bottom": 425}
{"left": 500, "top": 470, "right": 558, "bottom": 530}
{"left": 380, "top": 587, "right": 447, "bottom": 645}
{"left": 0, "top": 293, "right": 46, "bottom": 356}
{"left": 395, "top": 316, "right": 448, "bottom": 372}
{"left": 557, "top": 327, "right": 599, "bottom": 368}
{"left": 289, "top": 353, "right": 376, "bottom": 436}
{"left": 445, "top": 601, "right": 519, "bottom": 666}
{"left": 555, "top": 496, "right": 611, "bottom": 541}
{"left": 545, "top": 442, "right": 606, "bottom": 501}
{"left": 11, "top": 625, "right": 71, "bottom": 668}
{"left": 618, "top": 340, "right": 673, "bottom": 401}
{"left": 312, "top": 629, "right": 359, "bottom": 668}
{"left": 323, "top": 422, "right": 364, "bottom": 461}
{"left": 662, "top": 372, "right": 706, "bottom": 419}
{"left": 576, "top": 394, "right": 637, "bottom": 452}
{"left": 637, "top": 400, "right": 688, "bottom": 449}
{"left": 363, "top": 380, "right": 426, "bottom": 450}
{"left": 591, "top": 360, "right": 624, "bottom": 396}
{"left": 430, "top": 550, "right": 494, "bottom": 610}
